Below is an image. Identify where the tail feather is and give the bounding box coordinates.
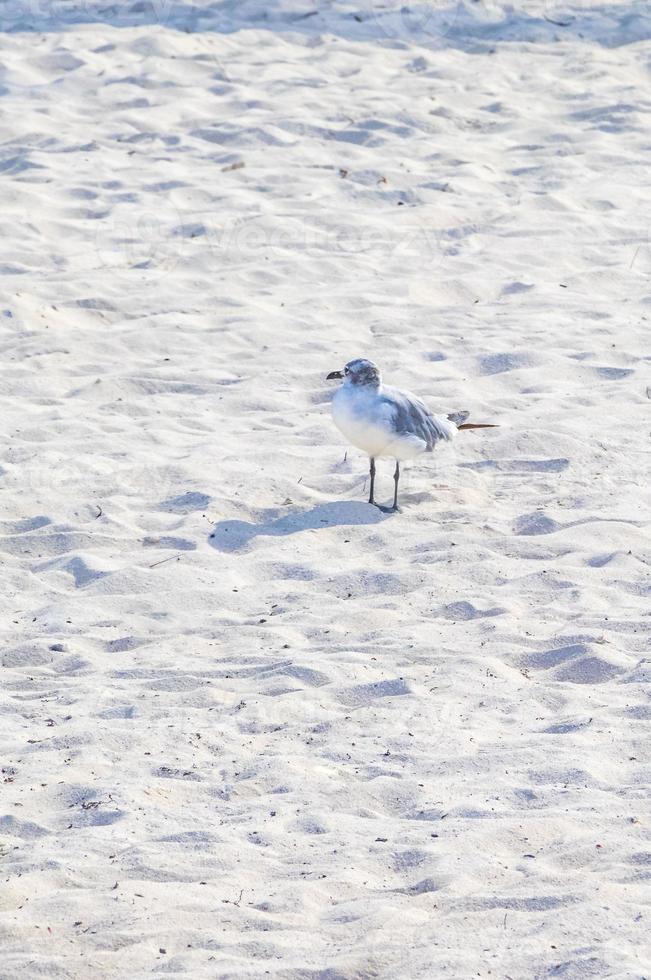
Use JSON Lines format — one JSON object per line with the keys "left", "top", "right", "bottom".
{"left": 448, "top": 411, "right": 497, "bottom": 431}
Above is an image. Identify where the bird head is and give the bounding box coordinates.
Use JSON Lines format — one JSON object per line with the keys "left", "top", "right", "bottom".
{"left": 326, "top": 358, "right": 381, "bottom": 387}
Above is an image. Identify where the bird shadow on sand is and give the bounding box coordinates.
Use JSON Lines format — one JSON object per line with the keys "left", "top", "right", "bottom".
{"left": 208, "top": 501, "right": 387, "bottom": 552}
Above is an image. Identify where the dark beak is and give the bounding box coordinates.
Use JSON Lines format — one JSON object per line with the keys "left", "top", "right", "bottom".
{"left": 326, "top": 370, "right": 343, "bottom": 381}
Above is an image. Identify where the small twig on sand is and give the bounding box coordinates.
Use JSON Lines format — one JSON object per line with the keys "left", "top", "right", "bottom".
{"left": 148, "top": 553, "right": 183, "bottom": 569}
{"left": 544, "top": 13, "right": 573, "bottom": 26}
{"left": 222, "top": 889, "right": 244, "bottom": 907}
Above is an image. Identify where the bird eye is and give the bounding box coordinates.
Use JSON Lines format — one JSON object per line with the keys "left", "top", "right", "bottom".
{"left": 344, "top": 366, "right": 349, "bottom": 375}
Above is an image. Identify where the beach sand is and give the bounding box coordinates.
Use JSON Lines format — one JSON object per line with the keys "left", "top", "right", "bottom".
{"left": 0, "top": 1, "right": 650, "bottom": 976}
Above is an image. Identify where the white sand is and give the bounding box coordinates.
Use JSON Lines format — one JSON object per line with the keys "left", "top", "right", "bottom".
{"left": 1, "top": 1, "right": 650, "bottom": 976}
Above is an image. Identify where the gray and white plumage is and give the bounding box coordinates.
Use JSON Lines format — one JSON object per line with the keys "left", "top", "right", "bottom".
{"left": 328, "top": 357, "right": 460, "bottom": 460}
{"left": 326, "top": 357, "right": 494, "bottom": 510}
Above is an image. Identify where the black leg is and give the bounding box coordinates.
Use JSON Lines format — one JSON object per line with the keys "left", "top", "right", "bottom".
{"left": 368, "top": 457, "right": 376, "bottom": 505}
{"left": 392, "top": 460, "right": 400, "bottom": 511}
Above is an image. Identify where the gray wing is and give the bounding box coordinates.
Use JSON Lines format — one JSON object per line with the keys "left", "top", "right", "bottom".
{"left": 380, "top": 385, "right": 456, "bottom": 451}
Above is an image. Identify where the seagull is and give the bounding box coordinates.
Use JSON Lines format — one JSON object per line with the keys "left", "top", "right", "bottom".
{"left": 326, "top": 358, "right": 496, "bottom": 511}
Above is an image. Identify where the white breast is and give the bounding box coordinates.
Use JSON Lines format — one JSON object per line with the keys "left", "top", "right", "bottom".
{"left": 331, "top": 385, "right": 428, "bottom": 459}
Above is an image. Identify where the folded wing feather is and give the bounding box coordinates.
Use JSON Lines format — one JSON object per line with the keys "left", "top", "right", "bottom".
{"left": 381, "top": 386, "right": 457, "bottom": 451}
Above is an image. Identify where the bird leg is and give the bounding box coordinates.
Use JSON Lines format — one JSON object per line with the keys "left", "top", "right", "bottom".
{"left": 392, "top": 460, "right": 400, "bottom": 511}
{"left": 368, "top": 457, "right": 376, "bottom": 505}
